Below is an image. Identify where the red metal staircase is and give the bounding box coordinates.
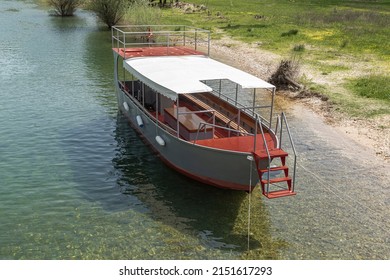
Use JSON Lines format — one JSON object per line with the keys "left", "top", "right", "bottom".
{"left": 252, "top": 112, "right": 297, "bottom": 199}
{"left": 253, "top": 149, "right": 296, "bottom": 199}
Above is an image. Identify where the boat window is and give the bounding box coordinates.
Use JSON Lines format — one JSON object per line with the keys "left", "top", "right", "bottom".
{"left": 160, "top": 94, "right": 175, "bottom": 115}
{"left": 143, "top": 84, "right": 157, "bottom": 111}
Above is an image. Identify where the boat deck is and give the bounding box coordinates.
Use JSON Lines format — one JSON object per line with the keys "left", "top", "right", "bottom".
{"left": 121, "top": 81, "right": 276, "bottom": 153}
{"left": 145, "top": 103, "right": 274, "bottom": 153}
{"left": 195, "top": 134, "right": 275, "bottom": 153}
{"left": 113, "top": 47, "right": 206, "bottom": 59}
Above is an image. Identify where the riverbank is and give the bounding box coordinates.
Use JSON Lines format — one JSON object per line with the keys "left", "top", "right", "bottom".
{"left": 208, "top": 36, "right": 390, "bottom": 163}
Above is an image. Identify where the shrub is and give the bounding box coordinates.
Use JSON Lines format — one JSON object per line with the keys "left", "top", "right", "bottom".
{"left": 281, "top": 29, "right": 298, "bottom": 37}
{"left": 340, "top": 40, "right": 348, "bottom": 48}
{"left": 269, "top": 57, "right": 301, "bottom": 90}
{"left": 293, "top": 44, "right": 305, "bottom": 52}
{"left": 89, "top": 0, "right": 131, "bottom": 29}
{"left": 48, "top": 0, "right": 82, "bottom": 16}
{"left": 125, "top": 0, "right": 162, "bottom": 25}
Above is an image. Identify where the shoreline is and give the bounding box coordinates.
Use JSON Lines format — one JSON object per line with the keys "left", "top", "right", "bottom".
{"left": 209, "top": 36, "right": 390, "bottom": 163}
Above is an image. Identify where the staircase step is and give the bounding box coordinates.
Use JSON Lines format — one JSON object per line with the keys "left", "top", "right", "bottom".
{"left": 259, "top": 165, "right": 288, "bottom": 174}
{"left": 261, "top": 176, "right": 291, "bottom": 185}
{"left": 253, "top": 149, "right": 296, "bottom": 199}
{"left": 256, "top": 149, "right": 288, "bottom": 159}
{"left": 264, "top": 190, "right": 296, "bottom": 199}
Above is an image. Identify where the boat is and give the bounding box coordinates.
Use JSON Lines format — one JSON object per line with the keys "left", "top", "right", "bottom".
{"left": 111, "top": 25, "right": 297, "bottom": 199}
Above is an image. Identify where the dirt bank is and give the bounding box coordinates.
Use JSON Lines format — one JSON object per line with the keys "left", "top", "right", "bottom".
{"left": 209, "top": 36, "right": 390, "bottom": 162}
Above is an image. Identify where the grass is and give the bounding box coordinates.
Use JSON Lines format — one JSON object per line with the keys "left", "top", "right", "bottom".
{"left": 156, "top": 0, "right": 390, "bottom": 118}
{"left": 313, "top": 75, "right": 390, "bottom": 118}
{"left": 159, "top": 0, "right": 390, "bottom": 57}
{"left": 348, "top": 75, "right": 390, "bottom": 101}
{"left": 314, "top": 61, "right": 350, "bottom": 74}
{"left": 124, "top": 0, "right": 163, "bottom": 25}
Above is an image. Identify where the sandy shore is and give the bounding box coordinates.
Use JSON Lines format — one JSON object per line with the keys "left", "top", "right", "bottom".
{"left": 208, "top": 36, "right": 390, "bottom": 163}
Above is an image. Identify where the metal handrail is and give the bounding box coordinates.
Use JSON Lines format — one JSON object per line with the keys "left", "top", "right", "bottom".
{"left": 255, "top": 114, "right": 272, "bottom": 194}
{"left": 226, "top": 111, "right": 240, "bottom": 132}
{"left": 210, "top": 90, "right": 272, "bottom": 126}
{"left": 175, "top": 109, "right": 216, "bottom": 139}
{"left": 278, "top": 112, "right": 297, "bottom": 192}
{"left": 275, "top": 115, "right": 281, "bottom": 147}
{"left": 112, "top": 25, "right": 211, "bottom": 57}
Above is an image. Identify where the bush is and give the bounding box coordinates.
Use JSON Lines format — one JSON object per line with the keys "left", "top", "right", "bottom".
{"left": 281, "top": 29, "right": 298, "bottom": 37}
{"left": 48, "top": 0, "right": 82, "bottom": 16}
{"left": 293, "top": 44, "right": 305, "bottom": 52}
{"left": 89, "top": 0, "right": 131, "bottom": 29}
{"left": 125, "top": 0, "right": 162, "bottom": 25}
{"left": 269, "top": 57, "right": 301, "bottom": 90}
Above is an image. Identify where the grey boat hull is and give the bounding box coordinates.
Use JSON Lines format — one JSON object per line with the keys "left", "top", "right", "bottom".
{"left": 115, "top": 88, "right": 261, "bottom": 191}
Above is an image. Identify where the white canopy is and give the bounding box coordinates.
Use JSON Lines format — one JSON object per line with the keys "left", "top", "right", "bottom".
{"left": 123, "top": 55, "right": 275, "bottom": 100}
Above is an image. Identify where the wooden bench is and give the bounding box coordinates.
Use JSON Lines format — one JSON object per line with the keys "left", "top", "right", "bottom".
{"left": 164, "top": 107, "right": 213, "bottom": 141}
{"left": 182, "top": 94, "right": 248, "bottom": 135}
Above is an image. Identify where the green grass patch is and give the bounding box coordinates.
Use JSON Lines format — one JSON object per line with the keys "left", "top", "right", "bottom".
{"left": 348, "top": 75, "right": 390, "bottom": 101}
{"left": 299, "top": 75, "right": 328, "bottom": 93}
{"left": 296, "top": 74, "right": 390, "bottom": 118}
{"left": 313, "top": 61, "right": 350, "bottom": 74}
{"left": 323, "top": 75, "right": 390, "bottom": 117}
{"left": 159, "top": 0, "right": 389, "bottom": 58}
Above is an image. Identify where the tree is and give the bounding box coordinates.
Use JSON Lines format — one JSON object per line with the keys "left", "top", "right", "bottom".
{"left": 48, "top": 0, "right": 82, "bottom": 16}
{"left": 127, "top": 0, "right": 162, "bottom": 25}
{"left": 89, "top": 0, "right": 132, "bottom": 29}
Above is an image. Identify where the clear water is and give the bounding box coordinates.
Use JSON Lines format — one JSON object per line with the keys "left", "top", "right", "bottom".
{"left": 1, "top": 0, "right": 389, "bottom": 260}
{"left": 266, "top": 103, "right": 390, "bottom": 259}
{"left": 0, "top": 0, "right": 274, "bottom": 260}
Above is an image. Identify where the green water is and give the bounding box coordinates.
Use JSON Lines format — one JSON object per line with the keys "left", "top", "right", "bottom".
{"left": 0, "top": 0, "right": 278, "bottom": 260}
{"left": 1, "top": 1, "right": 389, "bottom": 260}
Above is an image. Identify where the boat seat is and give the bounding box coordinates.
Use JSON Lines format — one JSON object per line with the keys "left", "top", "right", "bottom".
{"left": 182, "top": 94, "right": 248, "bottom": 135}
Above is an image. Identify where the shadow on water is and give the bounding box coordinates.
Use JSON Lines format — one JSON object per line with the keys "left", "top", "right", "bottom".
{"left": 113, "top": 115, "right": 244, "bottom": 243}
{"left": 111, "top": 114, "right": 288, "bottom": 258}
{"left": 60, "top": 111, "right": 287, "bottom": 258}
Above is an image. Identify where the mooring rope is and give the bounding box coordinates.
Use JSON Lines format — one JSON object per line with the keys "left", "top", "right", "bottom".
{"left": 298, "top": 162, "right": 390, "bottom": 233}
